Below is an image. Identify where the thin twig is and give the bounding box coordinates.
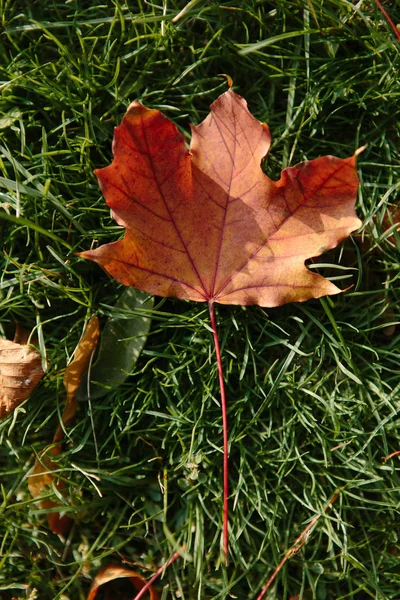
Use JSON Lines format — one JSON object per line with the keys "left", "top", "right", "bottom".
{"left": 208, "top": 301, "right": 229, "bottom": 564}
{"left": 382, "top": 449, "right": 400, "bottom": 463}
{"left": 256, "top": 491, "right": 340, "bottom": 600}
{"left": 133, "top": 550, "right": 182, "bottom": 600}
{"left": 374, "top": 0, "right": 400, "bottom": 45}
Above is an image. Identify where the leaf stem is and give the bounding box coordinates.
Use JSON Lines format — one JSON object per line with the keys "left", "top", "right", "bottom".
{"left": 133, "top": 549, "right": 182, "bottom": 600}
{"left": 374, "top": 0, "right": 400, "bottom": 46}
{"left": 256, "top": 491, "right": 340, "bottom": 599}
{"left": 208, "top": 301, "right": 229, "bottom": 564}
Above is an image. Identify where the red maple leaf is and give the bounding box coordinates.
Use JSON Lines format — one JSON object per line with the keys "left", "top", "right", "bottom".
{"left": 80, "top": 87, "right": 361, "bottom": 307}
{"left": 80, "top": 84, "right": 362, "bottom": 561}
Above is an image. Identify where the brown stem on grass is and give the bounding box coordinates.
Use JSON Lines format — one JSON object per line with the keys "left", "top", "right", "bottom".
{"left": 256, "top": 491, "right": 340, "bottom": 600}
{"left": 133, "top": 549, "right": 182, "bottom": 600}
{"left": 382, "top": 449, "right": 400, "bottom": 463}
{"left": 208, "top": 301, "right": 229, "bottom": 564}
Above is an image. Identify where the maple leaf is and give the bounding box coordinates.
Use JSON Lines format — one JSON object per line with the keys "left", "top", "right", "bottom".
{"left": 80, "top": 87, "right": 362, "bottom": 307}
{"left": 80, "top": 85, "right": 362, "bottom": 562}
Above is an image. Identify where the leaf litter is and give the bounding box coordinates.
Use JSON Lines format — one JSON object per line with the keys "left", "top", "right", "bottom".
{"left": 0, "top": 325, "right": 45, "bottom": 419}
{"left": 28, "top": 316, "right": 100, "bottom": 534}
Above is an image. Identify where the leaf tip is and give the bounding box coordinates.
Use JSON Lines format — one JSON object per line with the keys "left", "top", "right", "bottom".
{"left": 126, "top": 99, "right": 147, "bottom": 116}
{"left": 218, "top": 73, "right": 233, "bottom": 88}
{"left": 354, "top": 145, "right": 367, "bottom": 157}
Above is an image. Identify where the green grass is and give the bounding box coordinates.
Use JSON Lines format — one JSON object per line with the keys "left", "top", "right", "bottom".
{"left": 1, "top": 1, "right": 400, "bottom": 598}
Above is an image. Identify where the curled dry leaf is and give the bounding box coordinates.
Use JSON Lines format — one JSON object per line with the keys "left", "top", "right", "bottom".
{"left": 28, "top": 316, "right": 100, "bottom": 534}
{"left": 87, "top": 565, "right": 160, "bottom": 600}
{"left": 56, "top": 315, "right": 100, "bottom": 443}
{"left": 27, "top": 444, "right": 72, "bottom": 535}
{"left": 0, "top": 334, "right": 44, "bottom": 419}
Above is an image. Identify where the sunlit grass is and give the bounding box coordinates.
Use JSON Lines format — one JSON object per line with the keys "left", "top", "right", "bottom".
{"left": 1, "top": 1, "right": 400, "bottom": 598}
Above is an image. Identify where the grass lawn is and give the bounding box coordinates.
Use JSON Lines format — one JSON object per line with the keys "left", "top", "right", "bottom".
{"left": 1, "top": 1, "right": 400, "bottom": 598}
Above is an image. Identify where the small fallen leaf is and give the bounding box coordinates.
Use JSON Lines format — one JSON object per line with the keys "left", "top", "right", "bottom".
{"left": 27, "top": 444, "right": 72, "bottom": 535}
{"left": 56, "top": 315, "right": 100, "bottom": 442}
{"left": 28, "top": 316, "right": 100, "bottom": 534}
{"left": 87, "top": 565, "right": 160, "bottom": 600}
{"left": 0, "top": 332, "right": 44, "bottom": 419}
{"left": 0, "top": 108, "right": 22, "bottom": 129}
{"left": 78, "top": 288, "right": 153, "bottom": 400}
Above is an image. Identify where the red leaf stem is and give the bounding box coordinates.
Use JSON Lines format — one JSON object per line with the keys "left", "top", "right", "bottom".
{"left": 382, "top": 449, "right": 400, "bottom": 463}
{"left": 374, "top": 0, "right": 400, "bottom": 45}
{"left": 133, "top": 550, "right": 182, "bottom": 600}
{"left": 256, "top": 491, "right": 339, "bottom": 599}
{"left": 208, "top": 301, "right": 229, "bottom": 564}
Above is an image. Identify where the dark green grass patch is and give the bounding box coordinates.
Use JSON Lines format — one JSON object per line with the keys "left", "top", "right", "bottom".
{"left": 1, "top": 1, "right": 400, "bottom": 598}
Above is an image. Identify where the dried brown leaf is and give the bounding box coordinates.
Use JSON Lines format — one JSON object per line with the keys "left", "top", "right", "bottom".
{"left": 28, "top": 316, "right": 100, "bottom": 534}
{"left": 0, "top": 336, "right": 44, "bottom": 419}
{"left": 87, "top": 565, "right": 160, "bottom": 600}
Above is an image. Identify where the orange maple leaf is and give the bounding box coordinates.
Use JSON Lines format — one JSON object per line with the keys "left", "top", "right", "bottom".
{"left": 80, "top": 87, "right": 361, "bottom": 307}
